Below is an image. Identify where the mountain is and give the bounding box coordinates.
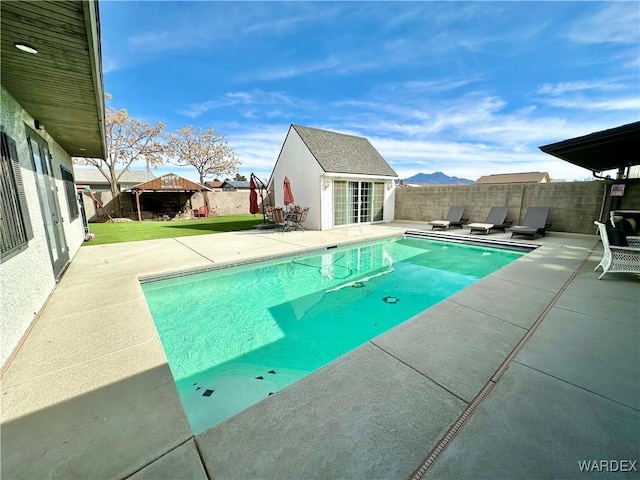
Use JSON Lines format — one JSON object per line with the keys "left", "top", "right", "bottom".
{"left": 402, "top": 172, "right": 474, "bottom": 185}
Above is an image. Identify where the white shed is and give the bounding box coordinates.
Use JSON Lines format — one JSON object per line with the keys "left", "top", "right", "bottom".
{"left": 269, "top": 124, "right": 398, "bottom": 231}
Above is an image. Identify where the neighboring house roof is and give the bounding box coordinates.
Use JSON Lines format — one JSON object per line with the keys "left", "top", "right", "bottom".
{"left": 475, "top": 172, "right": 550, "bottom": 184}
{"left": 74, "top": 168, "right": 156, "bottom": 185}
{"left": 292, "top": 124, "right": 397, "bottom": 177}
{"left": 204, "top": 181, "right": 224, "bottom": 189}
{"left": 221, "top": 180, "right": 251, "bottom": 189}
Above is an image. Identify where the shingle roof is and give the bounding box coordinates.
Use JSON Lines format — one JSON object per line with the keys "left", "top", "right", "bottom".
{"left": 222, "top": 180, "right": 251, "bottom": 189}
{"left": 292, "top": 125, "right": 397, "bottom": 177}
{"left": 74, "top": 168, "right": 156, "bottom": 184}
{"left": 475, "top": 172, "right": 550, "bottom": 184}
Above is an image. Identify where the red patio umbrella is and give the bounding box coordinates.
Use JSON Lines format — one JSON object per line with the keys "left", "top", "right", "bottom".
{"left": 249, "top": 176, "right": 259, "bottom": 214}
{"left": 283, "top": 176, "right": 295, "bottom": 206}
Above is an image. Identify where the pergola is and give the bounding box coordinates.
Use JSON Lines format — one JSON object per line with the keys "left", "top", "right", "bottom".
{"left": 539, "top": 121, "right": 640, "bottom": 178}
{"left": 128, "top": 173, "right": 210, "bottom": 221}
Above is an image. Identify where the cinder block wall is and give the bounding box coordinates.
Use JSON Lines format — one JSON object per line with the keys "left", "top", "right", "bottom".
{"left": 619, "top": 178, "right": 640, "bottom": 210}
{"left": 394, "top": 180, "right": 640, "bottom": 234}
{"left": 191, "top": 191, "right": 252, "bottom": 216}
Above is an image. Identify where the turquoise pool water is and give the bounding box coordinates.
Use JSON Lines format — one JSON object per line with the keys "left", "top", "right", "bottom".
{"left": 141, "top": 236, "right": 525, "bottom": 433}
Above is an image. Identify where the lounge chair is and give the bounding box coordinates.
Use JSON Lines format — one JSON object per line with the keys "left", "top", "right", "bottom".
{"left": 467, "top": 207, "right": 511, "bottom": 235}
{"left": 510, "top": 207, "right": 551, "bottom": 239}
{"left": 593, "top": 221, "right": 640, "bottom": 279}
{"left": 428, "top": 206, "right": 467, "bottom": 230}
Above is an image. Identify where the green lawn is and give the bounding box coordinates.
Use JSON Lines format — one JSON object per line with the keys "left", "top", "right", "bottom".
{"left": 84, "top": 214, "right": 265, "bottom": 246}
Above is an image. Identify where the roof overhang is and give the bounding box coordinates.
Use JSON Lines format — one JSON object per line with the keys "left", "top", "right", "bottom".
{"left": 539, "top": 121, "right": 640, "bottom": 173}
{"left": 1, "top": 0, "right": 107, "bottom": 159}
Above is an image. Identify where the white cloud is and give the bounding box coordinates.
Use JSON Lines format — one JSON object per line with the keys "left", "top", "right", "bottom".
{"left": 102, "top": 56, "right": 120, "bottom": 74}
{"left": 567, "top": 3, "right": 640, "bottom": 44}
{"left": 225, "top": 124, "right": 290, "bottom": 181}
{"left": 179, "top": 90, "right": 299, "bottom": 119}
{"left": 247, "top": 56, "right": 343, "bottom": 82}
{"left": 543, "top": 96, "right": 640, "bottom": 112}
{"left": 370, "top": 137, "right": 594, "bottom": 181}
{"left": 537, "top": 80, "right": 627, "bottom": 96}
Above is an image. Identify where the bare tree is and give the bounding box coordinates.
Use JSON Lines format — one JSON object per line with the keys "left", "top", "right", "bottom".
{"left": 164, "top": 126, "right": 240, "bottom": 185}
{"left": 74, "top": 94, "right": 165, "bottom": 215}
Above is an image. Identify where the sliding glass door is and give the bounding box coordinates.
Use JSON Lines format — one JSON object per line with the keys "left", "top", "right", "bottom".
{"left": 333, "top": 180, "right": 384, "bottom": 226}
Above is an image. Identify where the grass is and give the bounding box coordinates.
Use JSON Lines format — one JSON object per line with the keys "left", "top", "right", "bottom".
{"left": 84, "top": 214, "right": 265, "bottom": 245}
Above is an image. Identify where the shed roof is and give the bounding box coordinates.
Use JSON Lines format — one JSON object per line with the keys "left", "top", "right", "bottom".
{"left": 539, "top": 121, "right": 640, "bottom": 173}
{"left": 129, "top": 173, "right": 209, "bottom": 192}
{"left": 292, "top": 125, "right": 397, "bottom": 177}
{"left": 475, "top": 172, "right": 550, "bottom": 184}
{"left": 74, "top": 168, "right": 156, "bottom": 185}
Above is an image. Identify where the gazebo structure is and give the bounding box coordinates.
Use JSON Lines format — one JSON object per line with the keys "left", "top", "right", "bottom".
{"left": 128, "top": 173, "right": 210, "bottom": 221}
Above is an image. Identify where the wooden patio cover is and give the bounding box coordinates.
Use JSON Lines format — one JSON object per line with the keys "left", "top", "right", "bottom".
{"left": 129, "top": 173, "right": 210, "bottom": 221}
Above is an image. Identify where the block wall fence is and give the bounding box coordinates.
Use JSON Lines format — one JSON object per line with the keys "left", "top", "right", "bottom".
{"left": 393, "top": 179, "right": 640, "bottom": 235}
{"left": 82, "top": 180, "right": 640, "bottom": 234}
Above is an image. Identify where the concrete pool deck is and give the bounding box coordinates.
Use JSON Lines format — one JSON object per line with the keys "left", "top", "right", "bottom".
{"left": 1, "top": 222, "right": 638, "bottom": 479}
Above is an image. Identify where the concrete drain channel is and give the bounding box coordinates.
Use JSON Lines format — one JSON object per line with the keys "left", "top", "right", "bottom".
{"left": 410, "top": 250, "right": 593, "bottom": 480}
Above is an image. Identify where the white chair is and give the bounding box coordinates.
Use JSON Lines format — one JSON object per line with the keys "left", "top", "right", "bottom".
{"left": 593, "top": 221, "right": 640, "bottom": 279}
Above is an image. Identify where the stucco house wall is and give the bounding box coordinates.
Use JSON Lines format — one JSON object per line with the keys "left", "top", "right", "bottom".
{"left": 1, "top": 87, "right": 85, "bottom": 365}
{"left": 271, "top": 127, "right": 325, "bottom": 230}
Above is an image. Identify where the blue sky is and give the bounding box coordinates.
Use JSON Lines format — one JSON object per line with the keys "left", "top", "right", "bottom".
{"left": 100, "top": 1, "right": 639, "bottom": 183}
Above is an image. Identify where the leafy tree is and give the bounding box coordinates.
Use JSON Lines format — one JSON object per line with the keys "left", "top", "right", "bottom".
{"left": 164, "top": 126, "right": 240, "bottom": 185}
{"left": 234, "top": 173, "right": 247, "bottom": 181}
{"left": 74, "top": 94, "right": 165, "bottom": 215}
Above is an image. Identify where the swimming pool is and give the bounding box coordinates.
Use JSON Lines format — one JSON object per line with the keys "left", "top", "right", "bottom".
{"left": 141, "top": 236, "right": 526, "bottom": 434}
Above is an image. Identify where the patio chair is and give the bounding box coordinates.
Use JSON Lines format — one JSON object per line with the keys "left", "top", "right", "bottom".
{"left": 289, "top": 207, "right": 309, "bottom": 231}
{"left": 271, "top": 207, "right": 290, "bottom": 232}
{"left": 265, "top": 205, "right": 275, "bottom": 223}
{"left": 467, "top": 207, "right": 512, "bottom": 235}
{"left": 193, "top": 205, "right": 208, "bottom": 218}
{"left": 510, "top": 207, "right": 551, "bottom": 239}
{"left": 428, "top": 206, "right": 467, "bottom": 230}
{"left": 593, "top": 221, "right": 640, "bottom": 279}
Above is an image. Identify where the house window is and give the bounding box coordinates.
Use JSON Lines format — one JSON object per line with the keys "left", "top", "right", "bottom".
{"left": 0, "top": 130, "right": 34, "bottom": 261}
{"left": 60, "top": 166, "right": 79, "bottom": 220}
